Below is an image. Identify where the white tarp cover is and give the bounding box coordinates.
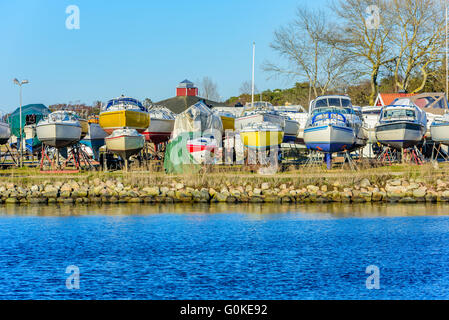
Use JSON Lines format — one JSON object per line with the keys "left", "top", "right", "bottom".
{"left": 172, "top": 101, "right": 223, "bottom": 139}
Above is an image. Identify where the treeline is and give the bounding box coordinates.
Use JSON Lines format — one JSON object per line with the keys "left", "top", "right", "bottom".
{"left": 49, "top": 101, "right": 102, "bottom": 117}
{"left": 262, "top": 0, "right": 446, "bottom": 105}
{"left": 226, "top": 64, "right": 446, "bottom": 108}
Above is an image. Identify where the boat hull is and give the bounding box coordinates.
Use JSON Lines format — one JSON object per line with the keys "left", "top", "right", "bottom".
{"left": 304, "top": 125, "right": 355, "bottom": 153}
{"left": 36, "top": 123, "right": 82, "bottom": 148}
{"left": 284, "top": 119, "right": 300, "bottom": 143}
{"left": 142, "top": 118, "right": 175, "bottom": 144}
{"left": 430, "top": 122, "right": 449, "bottom": 145}
{"left": 0, "top": 122, "right": 10, "bottom": 145}
{"left": 99, "top": 110, "right": 150, "bottom": 134}
{"left": 240, "top": 130, "right": 284, "bottom": 149}
{"left": 105, "top": 134, "right": 145, "bottom": 159}
{"left": 375, "top": 122, "right": 425, "bottom": 149}
{"left": 79, "top": 119, "right": 89, "bottom": 140}
{"left": 221, "top": 116, "right": 235, "bottom": 131}
{"left": 80, "top": 122, "right": 108, "bottom": 160}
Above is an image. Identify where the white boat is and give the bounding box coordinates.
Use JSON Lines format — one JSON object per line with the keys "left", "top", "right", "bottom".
{"left": 275, "top": 105, "right": 308, "bottom": 144}
{"left": 143, "top": 106, "right": 175, "bottom": 144}
{"left": 105, "top": 128, "right": 145, "bottom": 160}
{"left": 36, "top": 111, "right": 82, "bottom": 148}
{"left": 0, "top": 120, "right": 10, "bottom": 145}
{"left": 304, "top": 95, "right": 358, "bottom": 154}
{"left": 352, "top": 106, "right": 368, "bottom": 149}
{"left": 361, "top": 106, "right": 382, "bottom": 143}
{"left": 186, "top": 137, "right": 218, "bottom": 164}
{"left": 236, "top": 107, "right": 299, "bottom": 143}
{"left": 80, "top": 119, "right": 108, "bottom": 160}
{"left": 375, "top": 98, "right": 427, "bottom": 150}
{"left": 430, "top": 113, "right": 449, "bottom": 145}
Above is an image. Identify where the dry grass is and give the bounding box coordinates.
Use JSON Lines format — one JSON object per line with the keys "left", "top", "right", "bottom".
{"left": 0, "top": 162, "right": 448, "bottom": 189}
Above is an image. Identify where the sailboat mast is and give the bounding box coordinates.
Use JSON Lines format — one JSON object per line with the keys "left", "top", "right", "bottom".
{"left": 251, "top": 42, "right": 255, "bottom": 108}
{"left": 445, "top": 2, "right": 449, "bottom": 100}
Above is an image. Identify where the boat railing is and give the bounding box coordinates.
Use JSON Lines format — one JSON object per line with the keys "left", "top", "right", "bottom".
{"left": 311, "top": 111, "right": 348, "bottom": 127}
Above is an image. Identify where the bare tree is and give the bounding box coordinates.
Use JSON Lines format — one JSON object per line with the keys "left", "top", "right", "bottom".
{"left": 331, "top": 0, "right": 397, "bottom": 105}
{"left": 390, "top": 0, "right": 445, "bottom": 93}
{"left": 200, "top": 76, "right": 220, "bottom": 101}
{"left": 239, "top": 81, "right": 259, "bottom": 95}
{"left": 264, "top": 7, "right": 352, "bottom": 99}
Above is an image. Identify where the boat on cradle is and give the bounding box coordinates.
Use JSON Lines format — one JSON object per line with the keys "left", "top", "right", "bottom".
{"left": 99, "top": 96, "right": 150, "bottom": 135}
{"left": 67, "top": 111, "right": 88, "bottom": 140}
{"left": 352, "top": 106, "right": 368, "bottom": 149}
{"left": 235, "top": 103, "right": 299, "bottom": 144}
{"left": 80, "top": 116, "right": 108, "bottom": 160}
{"left": 304, "top": 95, "right": 365, "bottom": 154}
{"left": 275, "top": 105, "right": 308, "bottom": 144}
{"left": 0, "top": 118, "right": 11, "bottom": 145}
{"left": 36, "top": 111, "right": 82, "bottom": 148}
{"left": 430, "top": 113, "right": 449, "bottom": 145}
{"left": 361, "top": 106, "right": 382, "bottom": 143}
{"left": 186, "top": 137, "right": 219, "bottom": 164}
{"left": 375, "top": 98, "right": 427, "bottom": 150}
{"left": 105, "top": 128, "right": 145, "bottom": 160}
{"left": 239, "top": 122, "right": 284, "bottom": 149}
{"left": 172, "top": 101, "right": 223, "bottom": 139}
{"left": 142, "top": 106, "right": 175, "bottom": 144}
{"left": 407, "top": 93, "right": 449, "bottom": 140}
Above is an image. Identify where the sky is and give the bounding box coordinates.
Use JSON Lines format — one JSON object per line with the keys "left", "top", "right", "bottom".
{"left": 0, "top": 0, "right": 329, "bottom": 112}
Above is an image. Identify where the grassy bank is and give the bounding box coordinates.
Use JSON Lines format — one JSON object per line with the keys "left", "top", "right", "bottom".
{"left": 0, "top": 162, "right": 446, "bottom": 189}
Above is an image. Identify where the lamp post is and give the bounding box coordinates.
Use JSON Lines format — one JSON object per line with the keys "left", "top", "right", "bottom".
{"left": 13, "top": 78, "right": 29, "bottom": 168}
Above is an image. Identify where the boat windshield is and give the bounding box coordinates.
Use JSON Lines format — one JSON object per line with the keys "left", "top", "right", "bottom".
{"left": 312, "top": 107, "right": 354, "bottom": 115}
{"left": 105, "top": 98, "right": 146, "bottom": 111}
{"left": 383, "top": 108, "right": 416, "bottom": 120}
{"left": 313, "top": 97, "right": 352, "bottom": 108}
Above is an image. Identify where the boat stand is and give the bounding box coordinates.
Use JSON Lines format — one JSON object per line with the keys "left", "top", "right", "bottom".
{"left": 0, "top": 145, "right": 18, "bottom": 167}
{"left": 431, "top": 143, "right": 449, "bottom": 162}
{"left": 304, "top": 150, "right": 325, "bottom": 168}
{"left": 376, "top": 146, "right": 398, "bottom": 165}
{"left": 40, "top": 143, "right": 95, "bottom": 173}
{"left": 402, "top": 146, "right": 425, "bottom": 165}
{"left": 342, "top": 150, "right": 358, "bottom": 171}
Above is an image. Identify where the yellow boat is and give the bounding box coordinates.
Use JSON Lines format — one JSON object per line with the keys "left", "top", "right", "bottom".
{"left": 218, "top": 112, "right": 235, "bottom": 131}
{"left": 99, "top": 96, "right": 150, "bottom": 135}
{"left": 240, "top": 122, "right": 284, "bottom": 148}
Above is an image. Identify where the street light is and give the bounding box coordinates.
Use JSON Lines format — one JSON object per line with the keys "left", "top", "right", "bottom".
{"left": 13, "top": 78, "right": 29, "bottom": 168}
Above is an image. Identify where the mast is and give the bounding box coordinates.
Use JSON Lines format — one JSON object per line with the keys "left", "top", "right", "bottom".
{"left": 251, "top": 42, "right": 255, "bottom": 108}
{"left": 445, "top": 2, "right": 449, "bottom": 100}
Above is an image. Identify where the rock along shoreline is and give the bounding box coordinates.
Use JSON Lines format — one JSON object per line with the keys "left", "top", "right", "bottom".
{"left": 1, "top": 176, "right": 449, "bottom": 205}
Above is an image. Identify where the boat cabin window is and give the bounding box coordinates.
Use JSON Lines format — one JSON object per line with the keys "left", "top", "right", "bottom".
{"left": 314, "top": 99, "right": 328, "bottom": 108}
{"left": 312, "top": 106, "right": 354, "bottom": 116}
{"left": 341, "top": 99, "right": 351, "bottom": 107}
{"left": 327, "top": 98, "right": 341, "bottom": 107}
{"left": 383, "top": 109, "right": 415, "bottom": 119}
{"left": 314, "top": 97, "right": 352, "bottom": 109}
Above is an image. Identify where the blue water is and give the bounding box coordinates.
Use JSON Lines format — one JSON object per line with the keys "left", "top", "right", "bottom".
{"left": 1, "top": 204, "right": 449, "bottom": 299}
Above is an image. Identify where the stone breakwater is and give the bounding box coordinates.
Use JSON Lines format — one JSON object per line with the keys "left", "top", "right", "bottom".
{"left": 1, "top": 177, "right": 449, "bottom": 205}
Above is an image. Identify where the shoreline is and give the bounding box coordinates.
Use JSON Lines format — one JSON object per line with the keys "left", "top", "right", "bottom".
{"left": 1, "top": 164, "right": 449, "bottom": 205}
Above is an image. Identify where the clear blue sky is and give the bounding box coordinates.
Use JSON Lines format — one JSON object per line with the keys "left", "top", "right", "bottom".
{"left": 0, "top": 0, "right": 329, "bottom": 112}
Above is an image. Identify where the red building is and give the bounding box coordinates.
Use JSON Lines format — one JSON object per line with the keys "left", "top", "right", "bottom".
{"left": 176, "top": 79, "right": 198, "bottom": 97}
